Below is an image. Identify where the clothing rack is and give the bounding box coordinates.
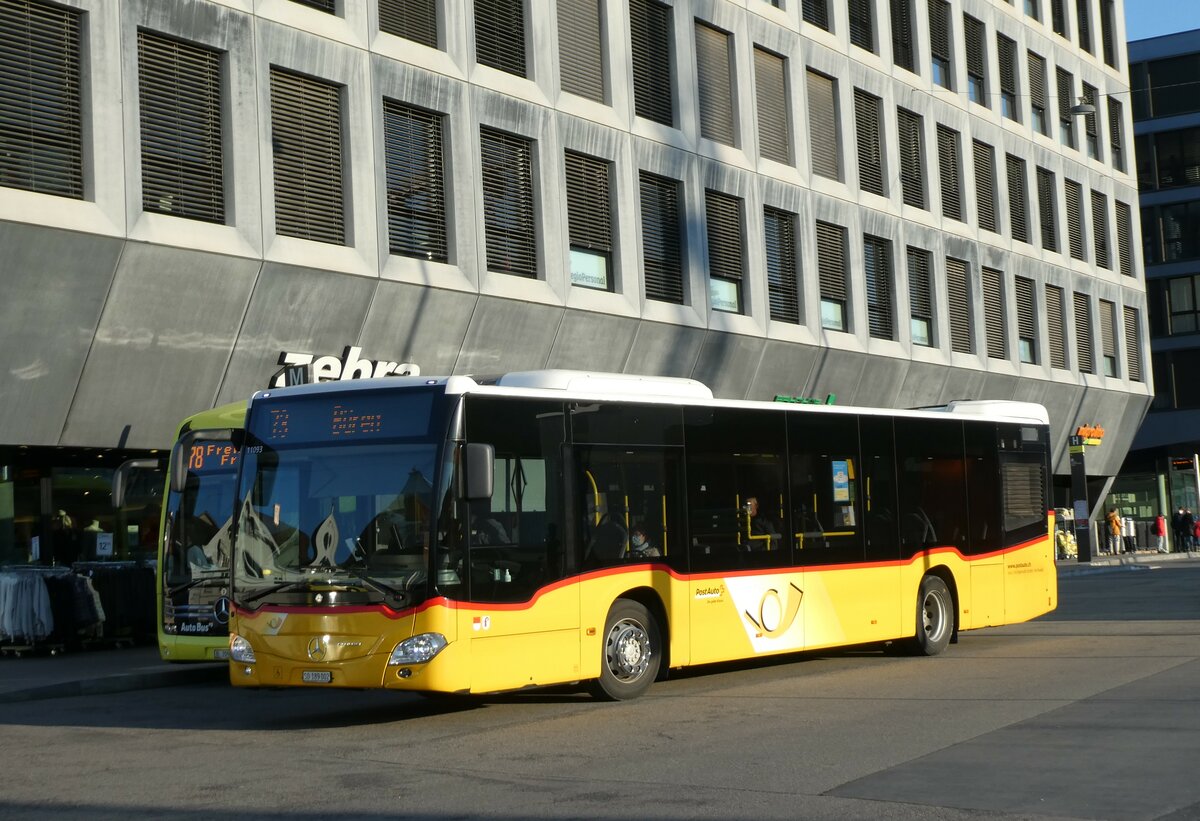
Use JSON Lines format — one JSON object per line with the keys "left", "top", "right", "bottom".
{"left": 0, "top": 566, "right": 105, "bottom": 657}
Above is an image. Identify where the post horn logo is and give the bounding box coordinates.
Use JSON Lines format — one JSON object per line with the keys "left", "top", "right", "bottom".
{"left": 743, "top": 582, "right": 804, "bottom": 638}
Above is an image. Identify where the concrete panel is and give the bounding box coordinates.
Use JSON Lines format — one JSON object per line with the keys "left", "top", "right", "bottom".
{"left": 453, "top": 296, "right": 563, "bottom": 374}
{"left": 749, "top": 340, "right": 822, "bottom": 401}
{"left": 0, "top": 224, "right": 122, "bottom": 446}
{"left": 359, "top": 281, "right": 477, "bottom": 377}
{"left": 62, "top": 244, "right": 260, "bottom": 448}
{"left": 217, "top": 264, "right": 376, "bottom": 404}
{"left": 691, "top": 332, "right": 765, "bottom": 400}
{"left": 806, "top": 350, "right": 867, "bottom": 407}
{"left": 625, "top": 320, "right": 706, "bottom": 379}
{"left": 979, "top": 373, "right": 1021, "bottom": 401}
{"left": 895, "top": 361, "right": 954, "bottom": 409}
{"left": 1068, "top": 386, "right": 1139, "bottom": 477}
{"left": 938, "top": 368, "right": 989, "bottom": 404}
{"left": 854, "top": 355, "right": 911, "bottom": 408}
{"left": 546, "top": 310, "right": 639, "bottom": 372}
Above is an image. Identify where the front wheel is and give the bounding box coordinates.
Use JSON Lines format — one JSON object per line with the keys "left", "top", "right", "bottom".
{"left": 913, "top": 575, "right": 953, "bottom": 656}
{"left": 590, "top": 600, "right": 661, "bottom": 701}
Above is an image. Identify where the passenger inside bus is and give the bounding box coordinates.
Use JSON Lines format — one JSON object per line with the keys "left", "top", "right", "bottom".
{"left": 586, "top": 503, "right": 629, "bottom": 564}
{"left": 629, "top": 525, "right": 660, "bottom": 558}
{"left": 743, "top": 495, "right": 781, "bottom": 549}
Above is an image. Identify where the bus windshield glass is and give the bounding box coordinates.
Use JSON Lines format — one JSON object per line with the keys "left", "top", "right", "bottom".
{"left": 233, "top": 389, "right": 444, "bottom": 610}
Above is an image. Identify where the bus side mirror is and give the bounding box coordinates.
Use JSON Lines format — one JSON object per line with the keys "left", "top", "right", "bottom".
{"left": 112, "top": 459, "right": 163, "bottom": 508}
{"left": 464, "top": 443, "right": 494, "bottom": 501}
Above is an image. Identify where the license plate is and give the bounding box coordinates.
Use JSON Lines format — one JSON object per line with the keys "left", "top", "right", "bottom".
{"left": 302, "top": 670, "right": 332, "bottom": 683}
{"left": 213, "top": 649, "right": 230, "bottom": 660}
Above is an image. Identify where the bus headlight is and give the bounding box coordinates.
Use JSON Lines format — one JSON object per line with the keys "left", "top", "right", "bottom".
{"left": 229, "top": 634, "right": 256, "bottom": 664}
{"left": 388, "top": 633, "right": 447, "bottom": 665}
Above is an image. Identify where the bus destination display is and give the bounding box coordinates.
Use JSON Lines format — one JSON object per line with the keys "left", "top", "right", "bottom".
{"left": 258, "top": 391, "right": 433, "bottom": 443}
{"left": 188, "top": 441, "right": 239, "bottom": 474}
{"left": 331, "top": 404, "right": 384, "bottom": 437}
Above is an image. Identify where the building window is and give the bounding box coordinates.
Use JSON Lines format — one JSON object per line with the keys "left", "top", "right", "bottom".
{"left": 1046, "top": 284, "right": 1067, "bottom": 369}
{"left": 963, "top": 15, "right": 986, "bottom": 106}
{"left": 292, "top": 0, "right": 335, "bottom": 12}
{"left": 1165, "top": 275, "right": 1200, "bottom": 335}
{"left": 1006, "top": 154, "right": 1029, "bottom": 244}
{"left": 890, "top": 0, "right": 915, "bottom": 73}
{"left": 269, "top": 67, "right": 344, "bottom": 245}
{"left": 864, "top": 234, "right": 894, "bottom": 340}
{"left": 997, "top": 34, "right": 1018, "bottom": 121}
{"left": 802, "top": 0, "right": 829, "bottom": 30}
{"left": 695, "top": 21, "right": 735, "bottom": 146}
{"left": 1056, "top": 67, "right": 1076, "bottom": 149}
{"left": 807, "top": 69, "right": 840, "bottom": 180}
{"left": 564, "top": 150, "right": 613, "bottom": 290}
{"left": 1074, "top": 291, "right": 1094, "bottom": 374}
{"left": 929, "top": 0, "right": 951, "bottom": 88}
{"left": 379, "top": 0, "right": 438, "bottom": 48}
{"left": 1029, "top": 52, "right": 1049, "bottom": 136}
{"left": 754, "top": 47, "right": 790, "bottom": 165}
{"left": 1124, "top": 306, "right": 1142, "bottom": 382}
{"left": 1100, "top": 0, "right": 1117, "bottom": 68}
{"left": 137, "top": 31, "right": 224, "bottom": 224}
{"left": 907, "top": 247, "right": 933, "bottom": 346}
{"left": 1015, "top": 276, "right": 1037, "bottom": 364}
{"left": 480, "top": 126, "right": 536, "bottom": 277}
{"left": 1065, "top": 178, "right": 1085, "bottom": 261}
{"left": 816, "top": 220, "right": 848, "bottom": 331}
{"left": 1092, "top": 190, "right": 1110, "bottom": 270}
{"left": 974, "top": 139, "right": 997, "bottom": 233}
{"left": 897, "top": 107, "right": 925, "bottom": 209}
{"left": 946, "top": 257, "right": 972, "bottom": 353}
{"left": 937, "top": 125, "right": 961, "bottom": 221}
{"left": 854, "top": 88, "right": 884, "bottom": 196}
{"left": 982, "top": 266, "right": 1005, "bottom": 359}
{"left": 1159, "top": 201, "right": 1200, "bottom": 262}
{"left": 1036, "top": 167, "right": 1057, "bottom": 253}
{"left": 476, "top": 0, "right": 526, "bottom": 77}
{"left": 1050, "top": 0, "right": 1066, "bottom": 36}
{"left": 765, "top": 206, "right": 799, "bottom": 324}
{"left": 1107, "top": 97, "right": 1125, "bottom": 172}
{"left": 705, "top": 190, "right": 744, "bottom": 313}
{"left": 1099, "top": 299, "right": 1117, "bottom": 376}
{"left": 849, "top": 0, "right": 875, "bottom": 52}
{"left": 558, "top": 0, "right": 604, "bottom": 101}
{"left": 1115, "top": 200, "right": 1133, "bottom": 278}
{"left": 0, "top": 0, "right": 82, "bottom": 199}
{"left": 1082, "top": 83, "right": 1100, "bottom": 160}
{"left": 1075, "top": 0, "right": 1092, "bottom": 53}
{"left": 1025, "top": 0, "right": 1040, "bottom": 21}
{"left": 630, "top": 0, "right": 673, "bottom": 126}
{"left": 383, "top": 100, "right": 447, "bottom": 263}
{"left": 640, "top": 171, "right": 684, "bottom": 303}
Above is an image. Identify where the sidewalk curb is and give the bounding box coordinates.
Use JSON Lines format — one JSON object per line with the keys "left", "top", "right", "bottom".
{"left": 0, "top": 663, "right": 227, "bottom": 705}
{"left": 1057, "top": 551, "right": 1196, "bottom": 577}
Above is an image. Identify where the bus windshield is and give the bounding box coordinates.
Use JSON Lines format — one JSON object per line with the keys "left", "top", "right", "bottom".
{"left": 232, "top": 389, "right": 445, "bottom": 610}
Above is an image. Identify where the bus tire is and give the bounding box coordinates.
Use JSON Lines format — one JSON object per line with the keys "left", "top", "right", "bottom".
{"left": 591, "top": 600, "right": 661, "bottom": 701}
{"left": 914, "top": 575, "right": 953, "bottom": 656}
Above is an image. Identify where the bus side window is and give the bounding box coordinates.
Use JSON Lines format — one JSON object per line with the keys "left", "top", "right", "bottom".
{"left": 787, "top": 412, "right": 865, "bottom": 565}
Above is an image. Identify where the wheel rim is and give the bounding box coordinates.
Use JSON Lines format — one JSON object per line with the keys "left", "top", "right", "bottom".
{"left": 604, "top": 618, "right": 652, "bottom": 682}
{"left": 921, "top": 589, "right": 948, "bottom": 643}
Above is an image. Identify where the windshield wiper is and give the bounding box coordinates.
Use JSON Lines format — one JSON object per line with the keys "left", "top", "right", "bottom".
{"left": 340, "top": 567, "right": 408, "bottom": 607}
{"left": 239, "top": 578, "right": 317, "bottom": 604}
{"left": 167, "top": 571, "right": 227, "bottom": 596}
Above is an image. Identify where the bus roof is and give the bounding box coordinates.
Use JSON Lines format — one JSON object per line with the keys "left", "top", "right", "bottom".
{"left": 175, "top": 400, "right": 248, "bottom": 438}
{"left": 251, "top": 370, "right": 1049, "bottom": 427}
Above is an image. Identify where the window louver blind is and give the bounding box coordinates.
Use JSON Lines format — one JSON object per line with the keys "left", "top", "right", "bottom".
{"left": 816, "top": 220, "right": 847, "bottom": 303}
{"left": 480, "top": 126, "right": 536, "bottom": 277}
{"left": 982, "top": 266, "right": 1006, "bottom": 358}
{"left": 1050, "top": 0, "right": 1066, "bottom": 35}
{"left": 704, "top": 189, "right": 743, "bottom": 280}
{"left": 897, "top": 107, "right": 924, "bottom": 208}
{"left": 1074, "top": 291, "right": 1094, "bottom": 373}
{"left": 946, "top": 256, "right": 972, "bottom": 353}
{"left": 1029, "top": 52, "right": 1047, "bottom": 118}
{"left": 1006, "top": 154, "right": 1029, "bottom": 243}
{"left": 1036, "top": 167, "right": 1057, "bottom": 252}
{"left": 475, "top": 0, "right": 526, "bottom": 77}
{"left": 1116, "top": 200, "right": 1133, "bottom": 277}
{"left": 1107, "top": 98, "right": 1124, "bottom": 169}
{"left": 270, "top": 67, "right": 344, "bottom": 244}
{"left": 1100, "top": 0, "right": 1117, "bottom": 67}
{"left": 974, "top": 140, "right": 997, "bottom": 232}
{"left": 565, "top": 150, "right": 611, "bottom": 255}
{"left": 1065, "top": 178, "right": 1085, "bottom": 260}
{"left": 964, "top": 15, "right": 985, "bottom": 81}
{"left": 558, "top": 0, "right": 603, "bottom": 101}
{"left": 1099, "top": 298, "right": 1116, "bottom": 363}
{"left": 384, "top": 100, "right": 446, "bottom": 262}
{"left": 937, "top": 125, "right": 961, "bottom": 220}
{"left": 0, "top": 0, "right": 82, "bottom": 198}
{"left": 802, "top": 0, "right": 829, "bottom": 31}
{"left": 630, "top": 0, "right": 673, "bottom": 126}
{"left": 864, "top": 234, "right": 894, "bottom": 339}
{"left": 998, "top": 35, "right": 1016, "bottom": 97}
{"left": 292, "top": 0, "right": 335, "bottom": 13}
{"left": 695, "top": 22, "right": 734, "bottom": 146}
{"left": 849, "top": 0, "right": 874, "bottom": 51}
{"left": 1046, "top": 284, "right": 1067, "bottom": 368}
{"left": 1124, "top": 306, "right": 1142, "bottom": 381}
{"left": 929, "top": 0, "right": 950, "bottom": 64}
{"left": 1082, "top": 83, "right": 1099, "bottom": 141}
{"left": 1092, "top": 190, "right": 1110, "bottom": 269}
{"left": 640, "top": 171, "right": 684, "bottom": 303}
{"left": 765, "top": 206, "right": 799, "bottom": 324}
{"left": 907, "top": 246, "right": 932, "bottom": 325}
{"left": 855, "top": 88, "right": 884, "bottom": 196}
{"left": 1015, "top": 275, "right": 1036, "bottom": 342}
{"left": 138, "top": 30, "right": 224, "bottom": 223}
{"left": 891, "top": 0, "right": 914, "bottom": 72}
{"left": 1056, "top": 66, "right": 1073, "bottom": 122}
{"left": 807, "top": 70, "right": 839, "bottom": 180}
{"left": 754, "top": 47, "right": 789, "bottom": 164}
{"left": 379, "top": 0, "right": 438, "bottom": 48}
{"left": 1076, "top": 0, "right": 1092, "bottom": 52}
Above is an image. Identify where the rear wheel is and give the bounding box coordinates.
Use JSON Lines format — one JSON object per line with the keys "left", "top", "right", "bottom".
{"left": 591, "top": 600, "right": 661, "bottom": 701}
{"left": 914, "top": 575, "right": 953, "bottom": 656}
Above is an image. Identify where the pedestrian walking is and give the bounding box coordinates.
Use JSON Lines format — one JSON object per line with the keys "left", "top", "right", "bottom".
{"left": 1187, "top": 509, "right": 1197, "bottom": 552}
{"left": 1173, "top": 507, "right": 1187, "bottom": 552}
{"left": 1154, "top": 513, "right": 1167, "bottom": 553}
{"left": 1105, "top": 508, "right": 1122, "bottom": 555}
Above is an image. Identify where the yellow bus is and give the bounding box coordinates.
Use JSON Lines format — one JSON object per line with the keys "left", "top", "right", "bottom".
{"left": 227, "top": 371, "right": 1055, "bottom": 699}
{"left": 156, "top": 402, "right": 245, "bottom": 661}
